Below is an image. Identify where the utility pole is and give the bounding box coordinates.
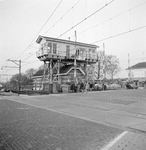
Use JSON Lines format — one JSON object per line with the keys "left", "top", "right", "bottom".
{"left": 74, "top": 31, "right": 77, "bottom": 83}
{"left": 128, "top": 54, "right": 131, "bottom": 81}
{"left": 103, "top": 43, "right": 105, "bottom": 79}
{"left": 86, "top": 49, "right": 88, "bottom": 83}
{"left": 7, "top": 59, "right": 21, "bottom": 92}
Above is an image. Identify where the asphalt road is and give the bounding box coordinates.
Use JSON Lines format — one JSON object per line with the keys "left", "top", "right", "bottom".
{"left": 0, "top": 89, "right": 146, "bottom": 149}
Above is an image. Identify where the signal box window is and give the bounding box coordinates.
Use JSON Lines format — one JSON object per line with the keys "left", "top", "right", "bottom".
{"left": 47, "top": 43, "right": 52, "bottom": 53}
{"left": 66, "top": 45, "right": 70, "bottom": 58}
{"left": 53, "top": 43, "right": 57, "bottom": 54}
{"left": 76, "top": 49, "right": 80, "bottom": 56}
{"left": 80, "top": 48, "right": 85, "bottom": 56}
{"left": 89, "top": 49, "right": 92, "bottom": 58}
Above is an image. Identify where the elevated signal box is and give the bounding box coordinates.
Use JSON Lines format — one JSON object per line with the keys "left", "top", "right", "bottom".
{"left": 35, "top": 35, "right": 98, "bottom": 92}
{"left": 36, "top": 36, "right": 98, "bottom": 64}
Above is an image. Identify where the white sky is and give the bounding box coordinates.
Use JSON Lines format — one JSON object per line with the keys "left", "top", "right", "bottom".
{"left": 0, "top": 0, "right": 146, "bottom": 81}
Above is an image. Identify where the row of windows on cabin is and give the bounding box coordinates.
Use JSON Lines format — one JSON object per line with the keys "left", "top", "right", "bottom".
{"left": 40, "top": 43, "right": 57, "bottom": 54}
{"left": 39, "top": 42, "right": 96, "bottom": 56}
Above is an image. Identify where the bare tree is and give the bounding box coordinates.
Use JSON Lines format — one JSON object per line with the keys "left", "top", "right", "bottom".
{"left": 10, "top": 73, "right": 31, "bottom": 89}
{"left": 104, "top": 55, "right": 121, "bottom": 79}
{"left": 25, "top": 68, "right": 37, "bottom": 79}
{"left": 94, "top": 51, "right": 105, "bottom": 80}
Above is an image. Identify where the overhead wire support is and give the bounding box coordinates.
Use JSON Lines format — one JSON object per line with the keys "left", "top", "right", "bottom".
{"left": 1, "top": 66, "right": 19, "bottom": 70}
{"left": 7, "top": 59, "right": 21, "bottom": 94}
{"left": 58, "top": 0, "right": 115, "bottom": 38}
{"left": 74, "top": 31, "right": 77, "bottom": 83}
{"left": 22, "top": 60, "right": 40, "bottom": 66}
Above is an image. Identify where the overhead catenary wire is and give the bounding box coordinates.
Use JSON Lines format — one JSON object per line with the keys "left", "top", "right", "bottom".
{"left": 69, "top": 19, "right": 109, "bottom": 39}
{"left": 11, "top": 0, "right": 63, "bottom": 60}
{"left": 17, "top": 0, "right": 146, "bottom": 65}
{"left": 11, "top": 0, "right": 82, "bottom": 64}
{"left": 28, "top": 0, "right": 63, "bottom": 47}
{"left": 23, "top": 20, "right": 146, "bottom": 64}
{"left": 22, "top": 60, "right": 40, "bottom": 67}
{"left": 44, "top": 0, "right": 81, "bottom": 34}
{"left": 57, "top": 0, "right": 115, "bottom": 38}
{"left": 69, "top": 0, "right": 146, "bottom": 39}
{"left": 22, "top": 52, "right": 36, "bottom": 61}
{"left": 18, "top": 0, "right": 110, "bottom": 62}
{"left": 92, "top": 24, "right": 146, "bottom": 44}
{"left": 19, "top": 0, "right": 115, "bottom": 62}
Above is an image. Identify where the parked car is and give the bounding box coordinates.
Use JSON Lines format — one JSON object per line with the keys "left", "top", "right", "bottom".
{"left": 130, "top": 84, "right": 138, "bottom": 89}
{"left": 94, "top": 83, "right": 103, "bottom": 91}
{"left": 126, "top": 83, "right": 138, "bottom": 89}
{"left": 108, "top": 83, "right": 121, "bottom": 90}
{"left": 4, "top": 89, "right": 10, "bottom": 92}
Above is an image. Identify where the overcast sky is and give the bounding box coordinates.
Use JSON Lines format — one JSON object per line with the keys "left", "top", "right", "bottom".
{"left": 0, "top": 0, "right": 146, "bottom": 81}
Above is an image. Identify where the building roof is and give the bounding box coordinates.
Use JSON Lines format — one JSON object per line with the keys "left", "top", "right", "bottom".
{"left": 126, "top": 62, "right": 146, "bottom": 70}
{"left": 59, "top": 64, "right": 74, "bottom": 74}
{"left": 32, "top": 64, "right": 85, "bottom": 78}
{"left": 33, "top": 69, "right": 46, "bottom": 77}
{"left": 36, "top": 35, "right": 98, "bottom": 48}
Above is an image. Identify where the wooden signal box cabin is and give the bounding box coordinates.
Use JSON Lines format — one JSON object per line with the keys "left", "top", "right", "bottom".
{"left": 35, "top": 35, "right": 98, "bottom": 93}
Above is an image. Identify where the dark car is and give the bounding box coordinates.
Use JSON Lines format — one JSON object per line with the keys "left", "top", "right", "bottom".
{"left": 126, "top": 83, "right": 138, "bottom": 89}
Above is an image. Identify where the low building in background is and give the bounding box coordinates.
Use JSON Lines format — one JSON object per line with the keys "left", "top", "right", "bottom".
{"left": 126, "top": 62, "right": 146, "bottom": 88}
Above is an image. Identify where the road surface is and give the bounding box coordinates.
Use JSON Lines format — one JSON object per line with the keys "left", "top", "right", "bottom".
{"left": 0, "top": 89, "right": 146, "bottom": 149}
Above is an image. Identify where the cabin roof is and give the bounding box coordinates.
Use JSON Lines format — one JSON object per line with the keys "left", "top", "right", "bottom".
{"left": 36, "top": 35, "right": 98, "bottom": 48}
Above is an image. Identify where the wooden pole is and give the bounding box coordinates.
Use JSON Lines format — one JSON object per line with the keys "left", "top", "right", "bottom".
{"left": 18, "top": 60, "right": 21, "bottom": 91}
{"left": 74, "top": 31, "right": 77, "bottom": 83}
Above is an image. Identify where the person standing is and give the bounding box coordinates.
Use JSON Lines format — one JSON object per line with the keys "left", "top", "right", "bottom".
{"left": 80, "top": 81, "right": 85, "bottom": 93}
